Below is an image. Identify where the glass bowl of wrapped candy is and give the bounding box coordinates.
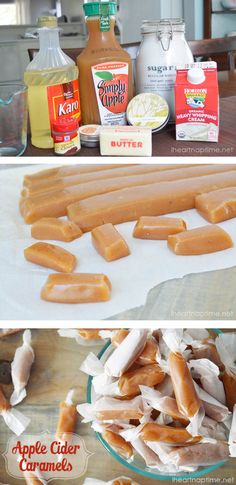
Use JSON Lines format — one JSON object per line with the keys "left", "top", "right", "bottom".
{"left": 78, "top": 329, "right": 236, "bottom": 481}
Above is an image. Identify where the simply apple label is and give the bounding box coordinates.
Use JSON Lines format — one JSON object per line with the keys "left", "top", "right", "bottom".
{"left": 47, "top": 80, "right": 81, "bottom": 130}
{"left": 91, "top": 62, "right": 129, "bottom": 125}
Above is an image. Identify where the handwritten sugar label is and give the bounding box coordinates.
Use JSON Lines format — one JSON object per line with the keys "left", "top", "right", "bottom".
{"left": 3, "top": 432, "right": 92, "bottom": 482}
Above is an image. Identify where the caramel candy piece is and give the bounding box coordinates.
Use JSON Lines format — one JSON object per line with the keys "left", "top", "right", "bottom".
{"left": 118, "top": 364, "right": 165, "bottom": 397}
{"left": 195, "top": 188, "right": 236, "bottom": 223}
{"left": 168, "top": 225, "right": 233, "bottom": 255}
{"left": 168, "top": 352, "right": 201, "bottom": 418}
{"left": 92, "top": 223, "right": 130, "bottom": 262}
{"left": 23, "top": 166, "right": 236, "bottom": 225}
{"left": 56, "top": 403, "right": 78, "bottom": 441}
{"left": 31, "top": 217, "right": 82, "bottom": 242}
{"left": 0, "top": 385, "right": 11, "bottom": 412}
{"left": 221, "top": 370, "right": 236, "bottom": 411}
{"left": 169, "top": 441, "right": 229, "bottom": 467}
{"left": 133, "top": 216, "right": 187, "bottom": 240}
{"left": 192, "top": 343, "right": 224, "bottom": 371}
{"left": 41, "top": 273, "right": 111, "bottom": 303}
{"left": 103, "top": 430, "right": 133, "bottom": 459}
{"left": 24, "top": 242, "right": 77, "bottom": 273}
{"left": 67, "top": 170, "right": 236, "bottom": 231}
{"left": 140, "top": 423, "right": 201, "bottom": 445}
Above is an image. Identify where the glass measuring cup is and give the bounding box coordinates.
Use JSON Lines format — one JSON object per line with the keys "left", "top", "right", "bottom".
{"left": 0, "top": 83, "right": 28, "bottom": 156}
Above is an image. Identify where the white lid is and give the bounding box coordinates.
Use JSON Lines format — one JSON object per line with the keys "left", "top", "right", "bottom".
{"left": 187, "top": 67, "right": 206, "bottom": 85}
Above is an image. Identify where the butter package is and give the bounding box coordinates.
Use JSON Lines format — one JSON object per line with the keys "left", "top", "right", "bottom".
{"left": 100, "top": 126, "right": 152, "bottom": 156}
{"left": 175, "top": 62, "right": 219, "bottom": 142}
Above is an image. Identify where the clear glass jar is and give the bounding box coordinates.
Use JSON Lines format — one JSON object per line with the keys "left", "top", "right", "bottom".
{"left": 136, "top": 19, "right": 194, "bottom": 121}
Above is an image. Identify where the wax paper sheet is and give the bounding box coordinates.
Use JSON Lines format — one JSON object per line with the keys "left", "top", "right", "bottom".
{"left": 0, "top": 164, "right": 236, "bottom": 321}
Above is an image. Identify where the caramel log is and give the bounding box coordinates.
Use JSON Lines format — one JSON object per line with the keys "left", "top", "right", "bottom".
{"left": 118, "top": 364, "right": 165, "bottom": 397}
{"left": 23, "top": 163, "right": 133, "bottom": 185}
{"left": 168, "top": 225, "right": 233, "bottom": 255}
{"left": 103, "top": 430, "right": 133, "bottom": 459}
{"left": 195, "top": 187, "right": 236, "bottom": 223}
{"left": 41, "top": 273, "right": 111, "bottom": 303}
{"left": 221, "top": 370, "right": 236, "bottom": 411}
{"left": 169, "top": 441, "right": 229, "bottom": 467}
{"left": 23, "top": 473, "right": 43, "bottom": 485}
{"left": 133, "top": 216, "right": 187, "bottom": 240}
{"left": 56, "top": 401, "right": 78, "bottom": 441}
{"left": 0, "top": 385, "right": 11, "bottom": 412}
{"left": 31, "top": 218, "right": 82, "bottom": 242}
{"left": 92, "top": 223, "right": 130, "bottom": 262}
{"left": 168, "top": 352, "right": 201, "bottom": 418}
{"left": 22, "top": 166, "right": 236, "bottom": 224}
{"left": 67, "top": 170, "right": 236, "bottom": 231}
{"left": 140, "top": 423, "right": 201, "bottom": 445}
{"left": 24, "top": 242, "right": 77, "bottom": 273}
{"left": 22, "top": 164, "right": 197, "bottom": 197}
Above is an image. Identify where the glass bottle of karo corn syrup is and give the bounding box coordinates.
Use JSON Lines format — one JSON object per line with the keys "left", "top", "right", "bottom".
{"left": 24, "top": 16, "right": 81, "bottom": 149}
{"left": 77, "top": 1, "right": 133, "bottom": 125}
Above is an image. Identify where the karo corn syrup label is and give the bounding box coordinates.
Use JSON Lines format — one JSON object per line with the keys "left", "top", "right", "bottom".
{"left": 91, "top": 62, "right": 129, "bottom": 125}
{"left": 47, "top": 79, "right": 81, "bottom": 129}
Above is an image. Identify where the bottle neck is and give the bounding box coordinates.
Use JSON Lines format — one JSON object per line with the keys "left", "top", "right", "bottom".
{"left": 86, "top": 16, "right": 117, "bottom": 44}
{"left": 38, "top": 28, "right": 61, "bottom": 51}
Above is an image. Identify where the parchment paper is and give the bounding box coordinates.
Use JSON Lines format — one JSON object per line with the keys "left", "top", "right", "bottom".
{"left": 0, "top": 164, "right": 236, "bottom": 321}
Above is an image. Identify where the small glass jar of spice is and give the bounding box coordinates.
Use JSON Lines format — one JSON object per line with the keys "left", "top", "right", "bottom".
{"left": 52, "top": 117, "right": 81, "bottom": 155}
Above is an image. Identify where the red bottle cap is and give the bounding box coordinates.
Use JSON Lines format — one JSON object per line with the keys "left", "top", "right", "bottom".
{"left": 52, "top": 117, "right": 79, "bottom": 133}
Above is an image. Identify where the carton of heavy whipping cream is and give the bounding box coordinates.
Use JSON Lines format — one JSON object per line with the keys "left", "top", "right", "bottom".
{"left": 100, "top": 126, "right": 152, "bottom": 156}
{"left": 175, "top": 61, "right": 219, "bottom": 142}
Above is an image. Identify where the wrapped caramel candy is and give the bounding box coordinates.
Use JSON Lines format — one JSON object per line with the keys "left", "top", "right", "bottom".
{"left": 56, "top": 389, "right": 78, "bottom": 442}
{"left": 229, "top": 404, "right": 236, "bottom": 457}
{"left": 140, "top": 423, "right": 201, "bottom": 445}
{"left": 77, "top": 396, "right": 144, "bottom": 422}
{"left": 102, "top": 430, "right": 133, "bottom": 459}
{"left": 11, "top": 330, "right": 34, "bottom": 406}
{"left": 215, "top": 333, "right": 236, "bottom": 411}
{"left": 104, "top": 329, "right": 148, "bottom": 377}
{"left": 0, "top": 386, "right": 30, "bottom": 435}
{"left": 168, "top": 441, "right": 229, "bottom": 467}
{"left": 118, "top": 364, "right": 165, "bottom": 397}
{"left": 189, "top": 358, "right": 226, "bottom": 404}
{"left": 140, "top": 386, "right": 189, "bottom": 425}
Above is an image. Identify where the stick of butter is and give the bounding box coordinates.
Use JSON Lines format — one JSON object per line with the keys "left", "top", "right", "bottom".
{"left": 100, "top": 126, "right": 152, "bottom": 157}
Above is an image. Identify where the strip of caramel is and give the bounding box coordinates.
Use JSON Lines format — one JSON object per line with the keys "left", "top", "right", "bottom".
{"left": 133, "top": 216, "right": 187, "bottom": 240}
{"left": 168, "top": 225, "right": 233, "bottom": 255}
{"left": 103, "top": 430, "right": 133, "bottom": 459}
{"left": 141, "top": 423, "right": 201, "bottom": 445}
{"left": 41, "top": 273, "right": 111, "bottom": 303}
{"left": 24, "top": 242, "right": 77, "bottom": 273}
{"left": 92, "top": 223, "right": 130, "bottom": 262}
{"left": 22, "top": 167, "right": 236, "bottom": 224}
{"left": 195, "top": 187, "right": 236, "bottom": 223}
{"left": 168, "top": 352, "right": 201, "bottom": 419}
{"left": 31, "top": 218, "right": 82, "bottom": 242}
{"left": 118, "top": 364, "right": 165, "bottom": 397}
{"left": 67, "top": 171, "right": 236, "bottom": 231}
{"left": 22, "top": 164, "right": 198, "bottom": 197}
{"left": 23, "top": 164, "right": 134, "bottom": 186}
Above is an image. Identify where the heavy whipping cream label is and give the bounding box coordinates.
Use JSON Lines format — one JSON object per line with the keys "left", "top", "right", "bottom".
{"left": 175, "top": 62, "right": 219, "bottom": 142}
{"left": 47, "top": 79, "right": 81, "bottom": 129}
{"left": 91, "top": 62, "right": 129, "bottom": 125}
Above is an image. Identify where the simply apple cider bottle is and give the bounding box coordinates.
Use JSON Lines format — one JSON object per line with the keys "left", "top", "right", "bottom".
{"left": 77, "top": 0, "right": 133, "bottom": 125}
